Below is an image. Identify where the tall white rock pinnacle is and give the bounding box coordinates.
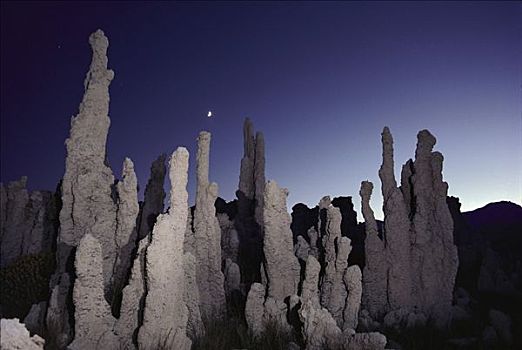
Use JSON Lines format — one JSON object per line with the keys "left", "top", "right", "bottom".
{"left": 138, "top": 148, "right": 192, "bottom": 350}
{"left": 193, "top": 131, "right": 226, "bottom": 316}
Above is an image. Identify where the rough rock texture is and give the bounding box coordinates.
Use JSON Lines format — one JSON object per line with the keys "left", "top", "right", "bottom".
{"left": 0, "top": 178, "right": 57, "bottom": 268}
{"left": 218, "top": 212, "right": 239, "bottom": 264}
{"left": 245, "top": 283, "right": 266, "bottom": 338}
{"left": 294, "top": 235, "right": 311, "bottom": 262}
{"left": 245, "top": 180, "right": 300, "bottom": 337}
{"left": 263, "top": 180, "right": 300, "bottom": 300}
{"left": 58, "top": 29, "right": 118, "bottom": 291}
{"left": 301, "top": 256, "right": 321, "bottom": 308}
{"left": 379, "top": 127, "right": 412, "bottom": 313}
{"left": 113, "top": 239, "right": 148, "bottom": 349}
{"left": 362, "top": 127, "right": 458, "bottom": 328}
{"left": 224, "top": 258, "right": 241, "bottom": 298}
{"left": 409, "top": 131, "right": 458, "bottom": 327}
{"left": 360, "top": 181, "right": 387, "bottom": 320}
{"left": 307, "top": 227, "right": 319, "bottom": 259}
{"left": 137, "top": 154, "right": 166, "bottom": 240}
{"left": 193, "top": 131, "right": 226, "bottom": 316}
{"left": 319, "top": 204, "right": 347, "bottom": 325}
{"left": 69, "top": 234, "right": 117, "bottom": 350}
{"left": 47, "top": 29, "right": 118, "bottom": 348}
{"left": 344, "top": 265, "right": 362, "bottom": 330}
{"left": 111, "top": 158, "right": 139, "bottom": 302}
{"left": 299, "top": 299, "right": 342, "bottom": 350}
{"left": 138, "top": 148, "right": 192, "bottom": 350}
{"left": 0, "top": 318, "right": 45, "bottom": 350}
{"left": 184, "top": 252, "right": 203, "bottom": 339}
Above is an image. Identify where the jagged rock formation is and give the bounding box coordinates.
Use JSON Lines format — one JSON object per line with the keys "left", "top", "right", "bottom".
{"left": 301, "top": 256, "right": 321, "bottom": 307}
{"left": 224, "top": 258, "right": 241, "bottom": 298}
{"left": 47, "top": 29, "right": 118, "bottom": 347}
{"left": 244, "top": 283, "right": 266, "bottom": 338}
{"left": 138, "top": 148, "right": 192, "bottom": 350}
{"left": 0, "top": 177, "right": 58, "bottom": 268}
{"left": 137, "top": 154, "right": 166, "bottom": 240}
{"left": 361, "top": 127, "right": 458, "bottom": 328}
{"left": 57, "top": 28, "right": 118, "bottom": 290}
{"left": 193, "top": 131, "right": 226, "bottom": 316}
{"left": 299, "top": 298, "right": 342, "bottom": 350}
{"left": 235, "top": 118, "right": 265, "bottom": 284}
{"left": 360, "top": 181, "right": 387, "bottom": 320}
{"left": 218, "top": 212, "right": 239, "bottom": 264}
{"left": 263, "top": 181, "right": 300, "bottom": 300}
{"left": 245, "top": 180, "right": 300, "bottom": 336}
{"left": 111, "top": 158, "right": 139, "bottom": 305}
{"left": 343, "top": 265, "right": 362, "bottom": 330}
{"left": 298, "top": 255, "right": 386, "bottom": 350}
{"left": 45, "top": 29, "right": 146, "bottom": 348}
{"left": 0, "top": 318, "right": 45, "bottom": 350}
{"left": 319, "top": 206, "right": 362, "bottom": 330}
{"left": 113, "top": 239, "right": 148, "bottom": 350}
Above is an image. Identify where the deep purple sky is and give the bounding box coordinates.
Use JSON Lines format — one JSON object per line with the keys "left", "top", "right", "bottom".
{"left": 1, "top": 1, "right": 521, "bottom": 219}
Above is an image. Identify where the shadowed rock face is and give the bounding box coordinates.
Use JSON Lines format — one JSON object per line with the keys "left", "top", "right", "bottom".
{"left": 234, "top": 118, "right": 266, "bottom": 284}
{"left": 137, "top": 154, "right": 166, "bottom": 240}
{"left": 362, "top": 127, "right": 458, "bottom": 328}
{"left": 0, "top": 177, "right": 58, "bottom": 268}
{"left": 360, "top": 181, "right": 387, "bottom": 320}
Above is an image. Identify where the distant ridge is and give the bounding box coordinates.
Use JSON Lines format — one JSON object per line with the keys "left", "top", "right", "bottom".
{"left": 463, "top": 201, "right": 522, "bottom": 232}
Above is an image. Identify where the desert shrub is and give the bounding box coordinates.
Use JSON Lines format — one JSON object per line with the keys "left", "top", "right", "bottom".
{"left": 0, "top": 251, "right": 55, "bottom": 318}
{"left": 191, "top": 314, "right": 298, "bottom": 350}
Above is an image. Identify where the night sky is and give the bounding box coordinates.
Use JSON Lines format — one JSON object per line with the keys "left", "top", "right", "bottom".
{"left": 1, "top": 1, "right": 521, "bottom": 219}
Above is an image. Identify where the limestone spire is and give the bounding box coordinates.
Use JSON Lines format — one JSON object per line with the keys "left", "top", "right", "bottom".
{"left": 193, "top": 131, "right": 226, "bottom": 316}
{"left": 138, "top": 148, "right": 192, "bottom": 350}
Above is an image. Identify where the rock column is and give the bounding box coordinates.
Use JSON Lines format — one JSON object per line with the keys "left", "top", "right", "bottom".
{"left": 138, "top": 148, "right": 192, "bottom": 350}
{"left": 193, "top": 131, "right": 226, "bottom": 317}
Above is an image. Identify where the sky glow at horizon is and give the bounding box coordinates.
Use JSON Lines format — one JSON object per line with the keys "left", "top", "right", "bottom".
{"left": 1, "top": 2, "right": 521, "bottom": 220}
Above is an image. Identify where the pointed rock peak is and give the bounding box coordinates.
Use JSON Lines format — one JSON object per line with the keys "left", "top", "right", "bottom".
{"left": 415, "top": 129, "right": 437, "bottom": 160}
{"left": 198, "top": 130, "right": 211, "bottom": 141}
{"left": 122, "top": 157, "right": 134, "bottom": 171}
{"left": 243, "top": 118, "right": 255, "bottom": 157}
{"left": 89, "top": 29, "right": 109, "bottom": 52}
{"left": 319, "top": 195, "right": 332, "bottom": 209}
{"left": 360, "top": 181, "right": 373, "bottom": 198}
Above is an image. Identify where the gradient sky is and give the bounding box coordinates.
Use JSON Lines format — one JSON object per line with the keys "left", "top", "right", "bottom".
{"left": 1, "top": 1, "right": 521, "bottom": 219}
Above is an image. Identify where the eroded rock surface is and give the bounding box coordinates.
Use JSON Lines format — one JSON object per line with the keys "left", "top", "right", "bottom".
{"left": 138, "top": 148, "right": 192, "bottom": 350}
{"left": 69, "top": 234, "right": 117, "bottom": 350}
{"left": 263, "top": 180, "right": 300, "bottom": 300}
{"left": 0, "top": 178, "right": 57, "bottom": 268}
{"left": 0, "top": 318, "right": 45, "bottom": 350}
{"left": 193, "top": 131, "right": 226, "bottom": 316}
{"left": 362, "top": 127, "right": 458, "bottom": 328}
